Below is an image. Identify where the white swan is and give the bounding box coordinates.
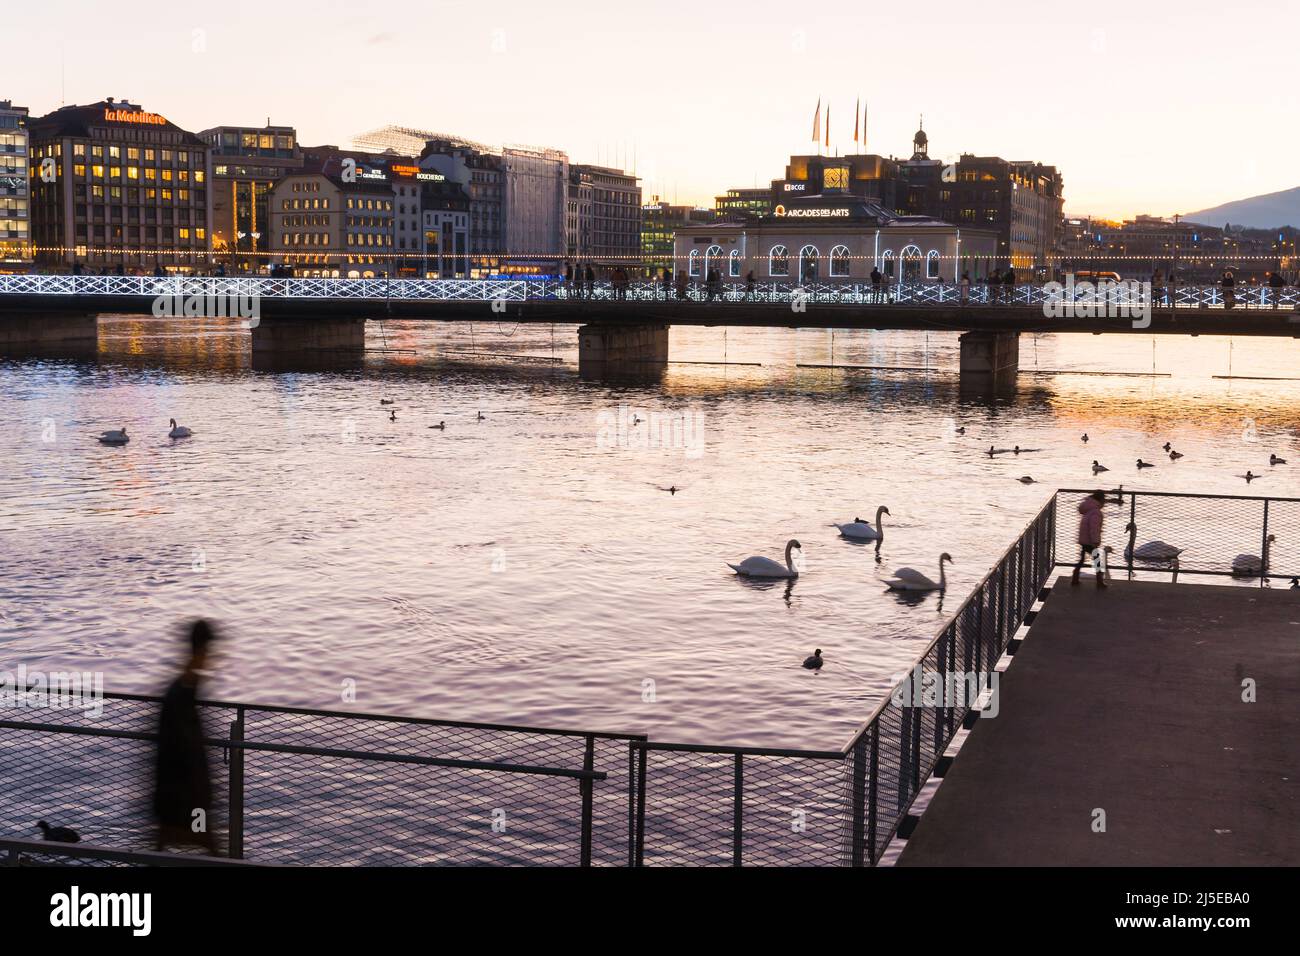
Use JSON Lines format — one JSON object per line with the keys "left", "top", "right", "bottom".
{"left": 1123, "top": 522, "right": 1183, "bottom": 563}
{"left": 1232, "top": 535, "right": 1274, "bottom": 577}
{"left": 885, "top": 553, "right": 952, "bottom": 592}
{"left": 168, "top": 418, "right": 192, "bottom": 439}
{"left": 729, "top": 539, "right": 801, "bottom": 579}
{"left": 98, "top": 427, "right": 129, "bottom": 445}
{"left": 835, "top": 506, "right": 890, "bottom": 541}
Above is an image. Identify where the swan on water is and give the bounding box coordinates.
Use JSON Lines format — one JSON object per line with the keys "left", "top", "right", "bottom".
{"left": 802, "top": 650, "right": 823, "bottom": 671}
{"left": 1123, "top": 522, "right": 1183, "bottom": 563}
{"left": 167, "top": 419, "right": 192, "bottom": 439}
{"left": 835, "top": 506, "right": 889, "bottom": 541}
{"left": 98, "top": 427, "right": 128, "bottom": 445}
{"left": 885, "top": 553, "right": 952, "bottom": 592}
{"left": 1232, "top": 535, "right": 1275, "bottom": 577}
{"left": 1092, "top": 460, "right": 1109, "bottom": 474}
{"left": 729, "top": 539, "right": 802, "bottom": 579}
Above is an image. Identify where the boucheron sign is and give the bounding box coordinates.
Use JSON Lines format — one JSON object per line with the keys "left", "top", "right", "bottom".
{"left": 102, "top": 108, "right": 167, "bottom": 125}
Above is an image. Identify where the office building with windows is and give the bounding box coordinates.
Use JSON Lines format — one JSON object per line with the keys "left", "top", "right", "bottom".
{"left": 567, "top": 164, "right": 641, "bottom": 269}
{"left": 0, "top": 100, "right": 31, "bottom": 267}
{"left": 27, "top": 99, "right": 213, "bottom": 272}
{"left": 199, "top": 123, "right": 303, "bottom": 272}
{"left": 267, "top": 155, "right": 394, "bottom": 277}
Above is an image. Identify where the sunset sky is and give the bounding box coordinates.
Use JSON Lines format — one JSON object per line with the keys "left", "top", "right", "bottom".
{"left": 7, "top": 0, "right": 1294, "bottom": 219}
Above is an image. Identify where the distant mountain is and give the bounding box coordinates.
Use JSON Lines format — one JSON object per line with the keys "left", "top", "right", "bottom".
{"left": 1185, "top": 187, "right": 1300, "bottom": 230}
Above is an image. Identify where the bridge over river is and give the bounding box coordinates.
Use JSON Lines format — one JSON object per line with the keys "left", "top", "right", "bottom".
{"left": 2, "top": 275, "right": 1298, "bottom": 382}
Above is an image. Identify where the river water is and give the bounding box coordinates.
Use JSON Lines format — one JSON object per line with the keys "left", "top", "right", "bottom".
{"left": 1, "top": 316, "right": 1297, "bottom": 749}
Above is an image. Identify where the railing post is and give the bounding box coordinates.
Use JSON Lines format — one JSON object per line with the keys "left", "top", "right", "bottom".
{"left": 732, "top": 754, "right": 744, "bottom": 867}
{"left": 851, "top": 734, "right": 867, "bottom": 867}
{"left": 1261, "top": 499, "right": 1270, "bottom": 587}
{"left": 867, "top": 721, "right": 880, "bottom": 864}
{"left": 579, "top": 735, "right": 595, "bottom": 867}
{"left": 228, "top": 706, "right": 245, "bottom": 859}
{"left": 634, "top": 744, "right": 647, "bottom": 867}
{"left": 1128, "top": 493, "right": 1137, "bottom": 579}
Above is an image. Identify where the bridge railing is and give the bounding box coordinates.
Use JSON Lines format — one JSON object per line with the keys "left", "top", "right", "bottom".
{"left": 1053, "top": 488, "right": 1300, "bottom": 582}
{"left": 3, "top": 273, "right": 1299, "bottom": 309}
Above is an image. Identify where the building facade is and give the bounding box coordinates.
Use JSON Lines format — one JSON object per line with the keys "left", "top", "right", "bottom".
{"left": 199, "top": 124, "right": 303, "bottom": 272}
{"left": 267, "top": 157, "right": 395, "bottom": 277}
{"left": 27, "top": 99, "right": 214, "bottom": 272}
{"left": 641, "top": 198, "right": 714, "bottom": 275}
{"left": 500, "top": 146, "right": 568, "bottom": 274}
{"left": 0, "top": 100, "right": 30, "bottom": 268}
{"left": 567, "top": 164, "right": 641, "bottom": 269}
{"left": 419, "top": 139, "right": 503, "bottom": 275}
{"left": 673, "top": 194, "right": 997, "bottom": 285}
{"left": 715, "top": 187, "right": 773, "bottom": 222}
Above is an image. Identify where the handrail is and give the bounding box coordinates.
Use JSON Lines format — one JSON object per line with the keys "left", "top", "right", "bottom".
{"left": 1, "top": 837, "right": 271, "bottom": 867}
{"left": 0, "top": 718, "right": 607, "bottom": 781}
{"left": 1057, "top": 486, "right": 1300, "bottom": 504}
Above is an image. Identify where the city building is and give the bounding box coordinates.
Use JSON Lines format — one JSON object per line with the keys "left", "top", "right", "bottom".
{"left": 715, "top": 187, "right": 773, "bottom": 221}
{"left": 199, "top": 123, "right": 303, "bottom": 272}
{"left": 0, "top": 100, "right": 31, "bottom": 268}
{"left": 567, "top": 164, "right": 641, "bottom": 269}
{"left": 418, "top": 139, "right": 504, "bottom": 275}
{"left": 27, "top": 98, "right": 214, "bottom": 272}
{"left": 673, "top": 191, "right": 998, "bottom": 284}
{"left": 500, "top": 146, "right": 568, "bottom": 274}
{"left": 641, "top": 198, "right": 714, "bottom": 275}
{"left": 267, "top": 155, "right": 394, "bottom": 277}
{"left": 420, "top": 178, "right": 470, "bottom": 278}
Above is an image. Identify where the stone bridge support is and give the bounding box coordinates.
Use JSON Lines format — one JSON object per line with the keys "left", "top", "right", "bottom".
{"left": 0, "top": 311, "right": 99, "bottom": 348}
{"left": 577, "top": 323, "right": 669, "bottom": 378}
{"left": 250, "top": 317, "right": 366, "bottom": 354}
{"left": 959, "top": 330, "right": 1020, "bottom": 387}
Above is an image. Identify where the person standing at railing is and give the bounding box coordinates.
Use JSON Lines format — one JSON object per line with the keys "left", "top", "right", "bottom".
{"left": 1268, "top": 270, "right": 1286, "bottom": 309}
{"left": 959, "top": 270, "right": 971, "bottom": 305}
{"left": 675, "top": 269, "right": 689, "bottom": 300}
{"left": 153, "top": 619, "right": 221, "bottom": 854}
{"left": 1072, "top": 491, "right": 1108, "bottom": 588}
{"left": 870, "top": 266, "right": 882, "bottom": 303}
{"left": 989, "top": 268, "right": 1002, "bottom": 304}
{"left": 1221, "top": 269, "right": 1236, "bottom": 310}
{"left": 660, "top": 267, "right": 671, "bottom": 300}
{"left": 1004, "top": 267, "right": 1016, "bottom": 302}
{"left": 584, "top": 264, "right": 595, "bottom": 300}
{"left": 745, "top": 269, "right": 756, "bottom": 300}
{"left": 564, "top": 261, "right": 573, "bottom": 298}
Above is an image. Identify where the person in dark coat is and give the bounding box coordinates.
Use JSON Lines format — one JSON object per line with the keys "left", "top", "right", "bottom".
{"left": 153, "top": 619, "right": 220, "bottom": 852}
{"left": 1072, "top": 492, "right": 1107, "bottom": 588}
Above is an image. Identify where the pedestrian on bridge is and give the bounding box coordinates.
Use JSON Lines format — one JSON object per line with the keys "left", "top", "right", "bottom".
{"left": 960, "top": 271, "right": 971, "bottom": 305}
{"left": 1004, "top": 267, "right": 1016, "bottom": 301}
{"left": 1268, "top": 270, "right": 1287, "bottom": 309}
{"left": 1221, "top": 269, "right": 1236, "bottom": 310}
{"left": 564, "top": 261, "right": 574, "bottom": 297}
{"left": 675, "top": 269, "right": 689, "bottom": 300}
{"left": 745, "top": 269, "right": 756, "bottom": 300}
{"left": 584, "top": 264, "right": 595, "bottom": 299}
{"left": 989, "top": 269, "right": 1003, "bottom": 304}
{"left": 661, "top": 267, "right": 672, "bottom": 300}
{"left": 870, "top": 267, "right": 883, "bottom": 303}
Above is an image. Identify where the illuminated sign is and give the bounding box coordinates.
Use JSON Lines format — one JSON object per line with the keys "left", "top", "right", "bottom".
{"left": 389, "top": 164, "right": 445, "bottom": 182}
{"left": 782, "top": 182, "right": 806, "bottom": 192}
{"left": 774, "top": 205, "right": 851, "bottom": 218}
{"left": 102, "top": 108, "right": 167, "bottom": 126}
{"left": 823, "top": 168, "right": 848, "bottom": 190}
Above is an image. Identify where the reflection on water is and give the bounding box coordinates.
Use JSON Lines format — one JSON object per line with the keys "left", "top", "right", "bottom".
{"left": 0, "top": 315, "right": 1297, "bottom": 747}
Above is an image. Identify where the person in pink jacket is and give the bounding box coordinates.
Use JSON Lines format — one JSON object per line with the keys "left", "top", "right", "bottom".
{"left": 1072, "top": 491, "right": 1108, "bottom": 588}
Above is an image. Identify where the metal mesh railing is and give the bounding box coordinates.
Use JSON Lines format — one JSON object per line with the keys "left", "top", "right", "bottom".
{"left": 1053, "top": 489, "right": 1300, "bottom": 582}
{"left": 0, "top": 694, "right": 642, "bottom": 866}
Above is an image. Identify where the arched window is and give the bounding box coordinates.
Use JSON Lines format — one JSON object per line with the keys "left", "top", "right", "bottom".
{"left": 688, "top": 248, "right": 701, "bottom": 277}
{"left": 926, "top": 250, "right": 941, "bottom": 279}
{"left": 900, "top": 244, "right": 923, "bottom": 282}
{"left": 798, "top": 244, "right": 820, "bottom": 282}
{"left": 880, "top": 249, "right": 894, "bottom": 278}
{"left": 769, "top": 244, "right": 789, "bottom": 277}
{"left": 830, "top": 244, "right": 851, "bottom": 277}
{"left": 728, "top": 249, "right": 742, "bottom": 277}
{"left": 704, "top": 244, "right": 722, "bottom": 277}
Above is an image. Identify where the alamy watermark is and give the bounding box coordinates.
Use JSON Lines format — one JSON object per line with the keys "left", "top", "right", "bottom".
{"left": 1042, "top": 274, "right": 1152, "bottom": 329}
{"left": 596, "top": 404, "right": 705, "bottom": 458}
{"left": 151, "top": 279, "right": 261, "bottom": 328}
{"left": 0, "top": 664, "right": 104, "bottom": 718}
{"left": 890, "top": 664, "right": 1000, "bottom": 718}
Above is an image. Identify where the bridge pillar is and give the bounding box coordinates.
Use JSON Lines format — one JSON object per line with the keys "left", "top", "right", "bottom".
{"left": 0, "top": 311, "right": 99, "bottom": 348}
{"left": 959, "top": 330, "right": 1019, "bottom": 387}
{"left": 578, "top": 323, "right": 669, "bottom": 379}
{"left": 249, "top": 317, "right": 366, "bottom": 354}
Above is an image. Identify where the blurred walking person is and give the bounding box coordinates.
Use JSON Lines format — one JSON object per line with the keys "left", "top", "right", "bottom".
{"left": 154, "top": 619, "right": 221, "bottom": 853}
{"left": 1071, "top": 492, "right": 1108, "bottom": 589}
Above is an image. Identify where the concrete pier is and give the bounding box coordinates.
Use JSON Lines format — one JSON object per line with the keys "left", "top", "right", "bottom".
{"left": 958, "top": 329, "right": 1019, "bottom": 386}
{"left": 249, "top": 317, "right": 366, "bottom": 354}
{"left": 898, "top": 577, "right": 1300, "bottom": 866}
{"left": 0, "top": 311, "right": 99, "bottom": 348}
{"left": 577, "top": 323, "right": 669, "bottom": 379}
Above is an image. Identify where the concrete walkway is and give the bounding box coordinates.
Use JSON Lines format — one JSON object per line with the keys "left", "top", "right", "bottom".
{"left": 898, "top": 576, "right": 1300, "bottom": 866}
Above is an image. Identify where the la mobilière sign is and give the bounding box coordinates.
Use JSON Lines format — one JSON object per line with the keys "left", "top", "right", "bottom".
{"left": 102, "top": 108, "right": 167, "bottom": 125}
